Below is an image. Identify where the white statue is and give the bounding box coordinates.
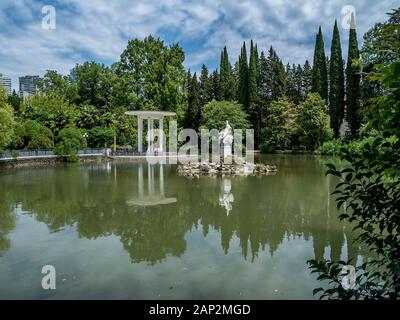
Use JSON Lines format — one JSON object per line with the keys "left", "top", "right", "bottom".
{"left": 219, "top": 120, "right": 233, "bottom": 160}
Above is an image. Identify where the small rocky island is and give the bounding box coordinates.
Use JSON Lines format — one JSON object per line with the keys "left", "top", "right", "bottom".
{"left": 178, "top": 121, "right": 277, "bottom": 177}
{"left": 177, "top": 159, "right": 277, "bottom": 177}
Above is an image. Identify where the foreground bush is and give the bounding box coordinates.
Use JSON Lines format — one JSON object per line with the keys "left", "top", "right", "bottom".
{"left": 308, "top": 61, "right": 400, "bottom": 300}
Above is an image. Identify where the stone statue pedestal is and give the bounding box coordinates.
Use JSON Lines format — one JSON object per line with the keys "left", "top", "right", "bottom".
{"left": 222, "top": 144, "right": 232, "bottom": 160}
{"left": 219, "top": 120, "right": 233, "bottom": 163}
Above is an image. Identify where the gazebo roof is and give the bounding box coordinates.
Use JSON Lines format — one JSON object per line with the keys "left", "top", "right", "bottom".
{"left": 125, "top": 110, "right": 176, "bottom": 119}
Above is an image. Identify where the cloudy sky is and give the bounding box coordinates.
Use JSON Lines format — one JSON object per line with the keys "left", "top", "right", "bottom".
{"left": 0, "top": 0, "right": 397, "bottom": 90}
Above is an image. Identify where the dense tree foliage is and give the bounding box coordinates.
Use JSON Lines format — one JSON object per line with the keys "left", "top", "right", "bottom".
{"left": 21, "top": 94, "right": 77, "bottom": 135}
{"left": 55, "top": 127, "right": 87, "bottom": 162}
{"left": 295, "top": 93, "right": 332, "bottom": 150}
{"left": 114, "top": 35, "right": 186, "bottom": 115}
{"left": 201, "top": 101, "right": 250, "bottom": 131}
{"left": 0, "top": 88, "right": 14, "bottom": 150}
{"left": 259, "top": 97, "right": 296, "bottom": 152}
{"left": 11, "top": 120, "right": 54, "bottom": 150}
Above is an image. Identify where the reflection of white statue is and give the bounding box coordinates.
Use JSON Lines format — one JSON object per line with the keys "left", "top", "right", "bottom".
{"left": 219, "top": 178, "right": 234, "bottom": 215}
{"left": 219, "top": 121, "right": 233, "bottom": 160}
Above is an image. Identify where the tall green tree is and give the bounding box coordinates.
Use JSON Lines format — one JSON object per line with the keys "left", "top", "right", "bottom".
{"left": 72, "top": 62, "right": 113, "bottom": 113}
{"left": 248, "top": 40, "right": 261, "bottom": 144}
{"left": 285, "top": 64, "right": 297, "bottom": 102}
{"left": 329, "top": 20, "right": 345, "bottom": 138}
{"left": 248, "top": 40, "right": 258, "bottom": 107}
{"left": 346, "top": 13, "right": 361, "bottom": 138}
{"left": 254, "top": 44, "right": 260, "bottom": 85}
{"left": 238, "top": 42, "right": 249, "bottom": 108}
{"left": 38, "top": 70, "right": 78, "bottom": 104}
{"left": 218, "top": 46, "right": 235, "bottom": 100}
{"left": 302, "top": 60, "right": 313, "bottom": 97}
{"left": 184, "top": 73, "right": 201, "bottom": 131}
{"left": 199, "top": 64, "right": 213, "bottom": 107}
{"left": 115, "top": 36, "right": 186, "bottom": 114}
{"left": 312, "top": 27, "right": 328, "bottom": 102}
{"left": 295, "top": 93, "right": 332, "bottom": 150}
{"left": 211, "top": 69, "right": 220, "bottom": 101}
{"left": 269, "top": 47, "right": 286, "bottom": 100}
{"left": 294, "top": 64, "right": 304, "bottom": 103}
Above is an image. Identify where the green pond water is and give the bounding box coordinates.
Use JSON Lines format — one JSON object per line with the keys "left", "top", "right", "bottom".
{"left": 0, "top": 155, "right": 365, "bottom": 299}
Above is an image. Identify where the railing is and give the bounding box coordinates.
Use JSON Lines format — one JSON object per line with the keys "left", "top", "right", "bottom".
{"left": 0, "top": 148, "right": 108, "bottom": 159}
{"left": 109, "top": 151, "right": 179, "bottom": 157}
{"left": 110, "top": 151, "right": 148, "bottom": 157}
{"left": 78, "top": 148, "right": 108, "bottom": 155}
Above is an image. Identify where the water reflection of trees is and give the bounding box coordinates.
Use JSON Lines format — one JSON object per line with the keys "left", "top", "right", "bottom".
{"left": 0, "top": 158, "right": 365, "bottom": 264}
{"left": 0, "top": 175, "right": 16, "bottom": 256}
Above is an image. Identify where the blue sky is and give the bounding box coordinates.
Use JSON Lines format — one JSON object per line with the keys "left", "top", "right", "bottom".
{"left": 0, "top": 0, "right": 397, "bottom": 91}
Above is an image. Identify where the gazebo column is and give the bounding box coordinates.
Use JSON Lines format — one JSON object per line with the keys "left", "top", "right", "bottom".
{"left": 147, "top": 118, "right": 154, "bottom": 153}
{"left": 159, "top": 117, "right": 164, "bottom": 153}
{"left": 138, "top": 117, "right": 143, "bottom": 153}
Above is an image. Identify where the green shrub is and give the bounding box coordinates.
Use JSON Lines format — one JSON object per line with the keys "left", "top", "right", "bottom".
{"left": 346, "top": 136, "right": 376, "bottom": 156}
{"left": 55, "top": 127, "right": 86, "bottom": 162}
{"left": 316, "top": 139, "right": 343, "bottom": 155}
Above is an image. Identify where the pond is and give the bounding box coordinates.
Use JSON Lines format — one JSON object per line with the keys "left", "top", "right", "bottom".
{"left": 0, "top": 155, "right": 365, "bottom": 299}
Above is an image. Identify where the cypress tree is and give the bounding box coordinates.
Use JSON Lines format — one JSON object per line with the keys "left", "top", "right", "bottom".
{"left": 294, "top": 64, "right": 303, "bottom": 103}
{"left": 346, "top": 13, "right": 361, "bottom": 138}
{"left": 254, "top": 44, "right": 260, "bottom": 85}
{"left": 248, "top": 40, "right": 258, "bottom": 107}
{"left": 269, "top": 47, "right": 285, "bottom": 100}
{"left": 285, "top": 63, "right": 295, "bottom": 102}
{"left": 312, "top": 26, "right": 328, "bottom": 102}
{"left": 248, "top": 40, "right": 261, "bottom": 145}
{"left": 329, "top": 20, "right": 345, "bottom": 138}
{"left": 211, "top": 69, "right": 219, "bottom": 101}
{"left": 185, "top": 72, "right": 201, "bottom": 131}
{"left": 218, "top": 46, "right": 235, "bottom": 100}
{"left": 258, "top": 51, "right": 269, "bottom": 101}
{"left": 199, "top": 64, "right": 213, "bottom": 107}
{"left": 302, "top": 60, "right": 313, "bottom": 97}
{"left": 238, "top": 42, "right": 249, "bottom": 108}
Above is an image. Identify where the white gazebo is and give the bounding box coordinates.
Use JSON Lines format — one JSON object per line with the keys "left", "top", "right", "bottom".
{"left": 125, "top": 110, "right": 176, "bottom": 153}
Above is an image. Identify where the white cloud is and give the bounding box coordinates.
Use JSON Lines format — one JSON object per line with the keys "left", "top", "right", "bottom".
{"left": 0, "top": 0, "right": 397, "bottom": 90}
